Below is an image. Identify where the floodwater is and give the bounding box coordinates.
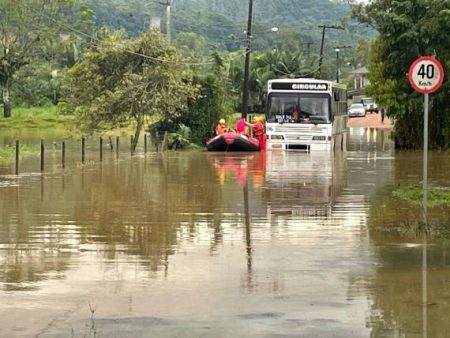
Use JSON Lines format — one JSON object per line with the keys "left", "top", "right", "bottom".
{"left": 1, "top": 128, "right": 450, "bottom": 337}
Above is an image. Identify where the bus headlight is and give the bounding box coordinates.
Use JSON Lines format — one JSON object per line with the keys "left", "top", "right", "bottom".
{"left": 271, "top": 135, "right": 284, "bottom": 140}
{"left": 312, "top": 136, "right": 326, "bottom": 141}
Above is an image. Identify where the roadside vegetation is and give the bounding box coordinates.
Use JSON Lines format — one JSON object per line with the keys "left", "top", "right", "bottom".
{"left": 393, "top": 184, "right": 450, "bottom": 207}
{"left": 351, "top": 0, "right": 450, "bottom": 149}
{"left": 0, "top": 106, "right": 73, "bottom": 130}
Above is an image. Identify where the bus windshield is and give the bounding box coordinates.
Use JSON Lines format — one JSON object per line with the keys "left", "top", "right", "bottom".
{"left": 267, "top": 93, "right": 331, "bottom": 124}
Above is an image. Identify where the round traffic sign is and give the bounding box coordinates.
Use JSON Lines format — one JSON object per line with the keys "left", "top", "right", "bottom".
{"left": 408, "top": 56, "right": 444, "bottom": 94}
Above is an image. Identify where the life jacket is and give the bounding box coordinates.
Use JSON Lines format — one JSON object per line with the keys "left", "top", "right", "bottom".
{"left": 235, "top": 118, "right": 247, "bottom": 135}
{"left": 252, "top": 122, "right": 264, "bottom": 137}
{"left": 215, "top": 124, "right": 229, "bottom": 135}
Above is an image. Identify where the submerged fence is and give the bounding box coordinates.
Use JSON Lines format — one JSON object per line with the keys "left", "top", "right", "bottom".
{"left": 9, "top": 132, "right": 169, "bottom": 175}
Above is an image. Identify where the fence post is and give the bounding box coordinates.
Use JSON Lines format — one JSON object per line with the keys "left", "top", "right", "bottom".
{"left": 144, "top": 133, "right": 147, "bottom": 153}
{"left": 40, "top": 139, "right": 44, "bottom": 172}
{"left": 15, "top": 140, "right": 19, "bottom": 175}
{"left": 99, "top": 137, "right": 103, "bottom": 162}
{"left": 81, "top": 137, "right": 85, "bottom": 164}
{"left": 116, "top": 136, "right": 119, "bottom": 158}
{"left": 161, "top": 131, "right": 168, "bottom": 152}
{"left": 62, "top": 141, "right": 66, "bottom": 169}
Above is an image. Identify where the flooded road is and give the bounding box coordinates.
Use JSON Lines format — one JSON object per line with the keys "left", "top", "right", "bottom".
{"left": 1, "top": 128, "right": 450, "bottom": 337}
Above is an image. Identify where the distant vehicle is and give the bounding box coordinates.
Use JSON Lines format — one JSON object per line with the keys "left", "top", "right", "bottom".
{"left": 348, "top": 103, "right": 366, "bottom": 117}
{"left": 361, "top": 97, "right": 378, "bottom": 114}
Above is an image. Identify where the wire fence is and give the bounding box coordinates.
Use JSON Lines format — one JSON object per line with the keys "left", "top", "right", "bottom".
{"left": 2, "top": 132, "right": 169, "bottom": 175}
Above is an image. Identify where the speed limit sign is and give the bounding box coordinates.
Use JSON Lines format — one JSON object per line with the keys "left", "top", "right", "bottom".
{"left": 408, "top": 56, "right": 444, "bottom": 94}
{"left": 408, "top": 56, "right": 445, "bottom": 224}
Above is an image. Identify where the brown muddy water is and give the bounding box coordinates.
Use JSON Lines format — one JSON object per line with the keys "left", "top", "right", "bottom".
{"left": 1, "top": 128, "right": 450, "bottom": 337}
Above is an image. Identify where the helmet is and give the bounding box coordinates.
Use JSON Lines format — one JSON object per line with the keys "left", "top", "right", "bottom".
{"left": 219, "top": 118, "right": 226, "bottom": 124}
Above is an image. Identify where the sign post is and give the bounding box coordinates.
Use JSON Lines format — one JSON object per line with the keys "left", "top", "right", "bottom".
{"left": 409, "top": 56, "right": 444, "bottom": 338}
{"left": 408, "top": 56, "right": 444, "bottom": 225}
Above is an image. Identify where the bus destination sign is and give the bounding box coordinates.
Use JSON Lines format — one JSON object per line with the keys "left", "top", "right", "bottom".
{"left": 271, "top": 82, "right": 329, "bottom": 91}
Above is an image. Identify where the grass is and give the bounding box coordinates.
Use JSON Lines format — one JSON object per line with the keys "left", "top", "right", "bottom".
{"left": 0, "top": 143, "right": 40, "bottom": 164}
{"left": 392, "top": 184, "right": 450, "bottom": 207}
{"left": 0, "top": 106, "right": 75, "bottom": 130}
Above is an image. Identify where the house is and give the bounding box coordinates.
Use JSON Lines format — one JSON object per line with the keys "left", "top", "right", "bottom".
{"left": 351, "top": 66, "right": 370, "bottom": 90}
{"left": 348, "top": 66, "right": 370, "bottom": 99}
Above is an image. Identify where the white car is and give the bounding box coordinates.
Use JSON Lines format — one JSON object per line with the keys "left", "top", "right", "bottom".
{"left": 348, "top": 103, "right": 366, "bottom": 117}
{"left": 361, "top": 97, "right": 378, "bottom": 114}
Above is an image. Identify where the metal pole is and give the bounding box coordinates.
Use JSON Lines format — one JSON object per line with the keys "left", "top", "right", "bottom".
{"left": 423, "top": 93, "right": 429, "bottom": 224}
{"left": 422, "top": 232, "right": 428, "bottom": 338}
{"left": 242, "top": 0, "right": 253, "bottom": 119}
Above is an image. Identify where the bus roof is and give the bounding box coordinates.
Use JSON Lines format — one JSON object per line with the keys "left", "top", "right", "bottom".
{"left": 268, "top": 78, "right": 330, "bottom": 83}
{"left": 268, "top": 78, "right": 345, "bottom": 86}
{"left": 268, "top": 78, "right": 346, "bottom": 92}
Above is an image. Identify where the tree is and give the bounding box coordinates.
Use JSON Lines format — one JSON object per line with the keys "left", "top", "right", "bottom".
{"left": 353, "top": 0, "right": 450, "bottom": 149}
{"left": 152, "top": 52, "right": 235, "bottom": 145}
{"left": 0, "top": 0, "right": 92, "bottom": 117}
{"left": 67, "top": 28, "right": 199, "bottom": 151}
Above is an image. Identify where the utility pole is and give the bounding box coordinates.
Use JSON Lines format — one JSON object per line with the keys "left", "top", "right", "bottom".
{"left": 317, "top": 25, "right": 344, "bottom": 78}
{"left": 165, "top": 0, "right": 171, "bottom": 42}
{"left": 303, "top": 42, "right": 313, "bottom": 59}
{"left": 336, "top": 48, "right": 340, "bottom": 83}
{"left": 242, "top": 0, "right": 253, "bottom": 119}
{"left": 159, "top": 0, "right": 171, "bottom": 41}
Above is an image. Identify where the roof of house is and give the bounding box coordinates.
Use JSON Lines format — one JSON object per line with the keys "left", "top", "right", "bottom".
{"left": 350, "top": 66, "right": 368, "bottom": 75}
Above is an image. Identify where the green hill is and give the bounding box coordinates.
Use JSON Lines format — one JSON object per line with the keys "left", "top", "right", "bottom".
{"left": 86, "top": 0, "right": 372, "bottom": 54}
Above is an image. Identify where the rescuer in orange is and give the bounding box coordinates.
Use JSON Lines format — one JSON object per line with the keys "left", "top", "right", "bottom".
{"left": 215, "top": 118, "right": 230, "bottom": 135}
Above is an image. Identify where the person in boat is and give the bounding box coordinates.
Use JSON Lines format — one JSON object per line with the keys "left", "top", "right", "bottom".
{"left": 245, "top": 116, "right": 267, "bottom": 151}
{"left": 235, "top": 117, "right": 248, "bottom": 135}
{"left": 215, "top": 118, "right": 231, "bottom": 135}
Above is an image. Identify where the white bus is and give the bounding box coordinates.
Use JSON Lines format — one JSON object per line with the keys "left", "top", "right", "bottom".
{"left": 265, "top": 78, "right": 348, "bottom": 152}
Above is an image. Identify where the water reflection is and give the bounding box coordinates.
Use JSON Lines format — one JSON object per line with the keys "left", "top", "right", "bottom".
{"left": 2, "top": 128, "right": 450, "bottom": 336}
{"left": 207, "top": 153, "right": 262, "bottom": 292}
